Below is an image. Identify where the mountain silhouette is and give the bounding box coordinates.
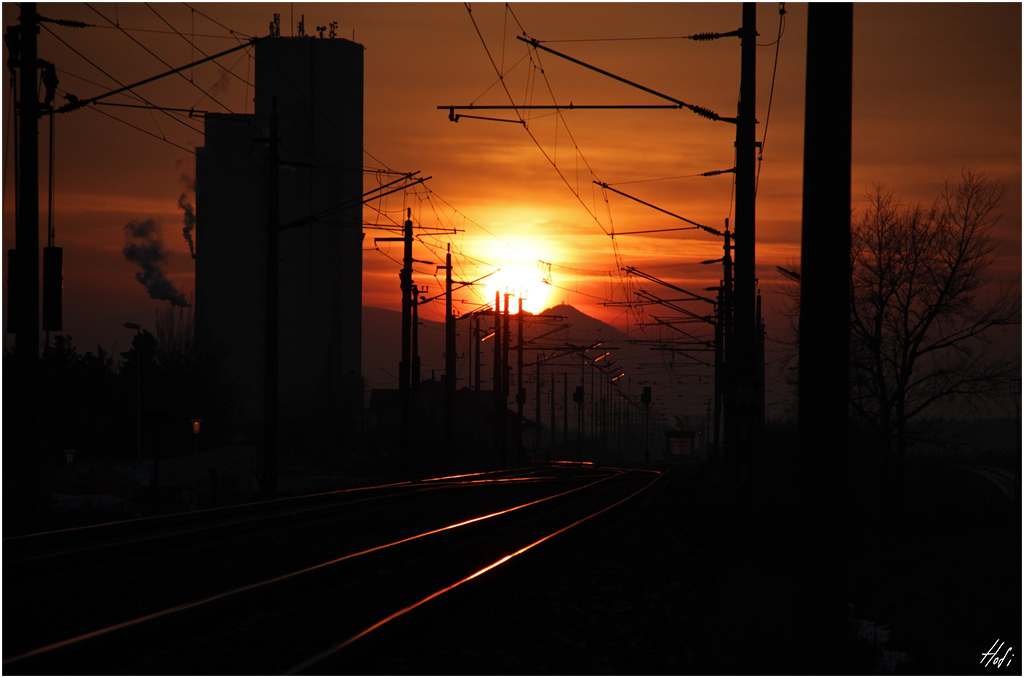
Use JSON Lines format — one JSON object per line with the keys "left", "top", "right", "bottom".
{"left": 361, "top": 304, "right": 633, "bottom": 394}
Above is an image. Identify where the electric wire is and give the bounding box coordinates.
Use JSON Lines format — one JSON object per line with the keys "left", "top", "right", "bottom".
{"left": 44, "top": 4, "right": 714, "bottom": 414}
{"left": 755, "top": 4, "right": 786, "bottom": 197}
{"left": 182, "top": 3, "right": 255, "bottom": 40}
{"left": 145, "top": 4, "right": 262, "bottom": 106}
{"left": 84, "top": 3, "right": 236, "bottom": 115}
{"left": 80, "top": 24, "right": 241, "bottom": 40}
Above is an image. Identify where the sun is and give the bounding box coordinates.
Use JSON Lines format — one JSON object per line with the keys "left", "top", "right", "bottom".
{"left": 484, "top": 264, "right": 552, "bottom": 314}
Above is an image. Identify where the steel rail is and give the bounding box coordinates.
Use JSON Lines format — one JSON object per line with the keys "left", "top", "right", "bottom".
{"left": 287, "top": 467, "right": 667, "bottom": 674}
{"left": 3, "top": 467, "right": 626, "bottom": 671}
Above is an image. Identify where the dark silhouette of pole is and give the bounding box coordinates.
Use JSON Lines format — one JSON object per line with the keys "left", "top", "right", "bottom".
{"left": 262, "top": 100, "right": 279, "bottom": 494}
{"left": 713, "top": 280, "right": 724, "bottom": 461}
{"left": 123, "top": 323, "right": 143, "bottom": 469}
{"left": 444, "top": 245, "right": 455, "bottom": 461}
{"left": 412, "top": 284, "right": 421, "bottom": 391}
{"left": 516, "top": 297, "right": 524, "bottom": 463}
{"left": 756, "top": 290, "right": 765, "bottom": 439}
{"left": 716, "top": 222, "right": 734, "bottom": 463}
{"left": 535, "top": 353, "right": 542, "bottom": 460}
{"left": 731, "top": 2, "right": 758, "bottom": 482}
{"left": 550, "top": 374, "right": 557, "bottom": 452}
{"left": 492, "top": 291, "right": 503, "bottom": 469}
{"left": 474, "top": 317, "right": 482, "bottom": 393}
{"left": 577, "top": 354, "right": 584, "bottom": 460}
{"left": 7, "top": 2, "right": 41, "bottom": 535}
{"left": 399, "top": 209, "right": 413, "bottom": 469}
{"left": 798, "top": 2, "right": 853, "bottom": 668}
{"left": 502, "top": 293, "right": 511, "bottom": 467}
{"left": 563, "top": 372, "right": 568, "bottom": 447}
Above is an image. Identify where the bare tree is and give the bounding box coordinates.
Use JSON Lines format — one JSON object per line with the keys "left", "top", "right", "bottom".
{"left": 850, "top": 169, "right": 1020, "bottom": 493}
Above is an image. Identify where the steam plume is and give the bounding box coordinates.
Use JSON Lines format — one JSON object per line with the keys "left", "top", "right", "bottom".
{"left": 178, "top": 193, "right": 196, "bottom": 259}
{"left": 123, "top": 218, "right": 191, "bottom": 307}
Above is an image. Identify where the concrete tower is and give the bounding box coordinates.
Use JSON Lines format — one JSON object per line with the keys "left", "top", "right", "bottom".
{"left": 196, "top": 35, "right": 364, "bottom": 459}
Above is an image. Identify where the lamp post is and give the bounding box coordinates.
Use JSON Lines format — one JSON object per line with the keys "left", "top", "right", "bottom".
{"left": 192, "top": 418, "right": 214, "bottom": 506}
{"left": 123, "top": 322, "right": 142, "bottom": 486}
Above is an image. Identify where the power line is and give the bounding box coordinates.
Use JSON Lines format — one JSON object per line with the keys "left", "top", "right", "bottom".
{"left": 755, "top": 4, "right": 787, "bottom": 197}
{"left": 182, "top": 3, "right": 255, "bottom": 40}
{"left": 83, "top": 3, "right": 236, "bottom": 115}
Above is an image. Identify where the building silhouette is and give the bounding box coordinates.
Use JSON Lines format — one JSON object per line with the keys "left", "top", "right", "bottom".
{"left": 196, "top": 35, "right": 364, "bottom": 460}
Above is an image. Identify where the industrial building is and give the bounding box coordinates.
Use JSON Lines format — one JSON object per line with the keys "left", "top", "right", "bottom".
{"left": 195, "top": 35, "right": 364, "bottom": 462}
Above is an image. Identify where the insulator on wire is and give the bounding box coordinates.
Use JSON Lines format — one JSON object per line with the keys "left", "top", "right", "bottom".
{"left": 689, "top": 32, "right": 722, "bottom": 41}
{"left": 689, "top": 105, "right": 719, "bottom": 121}
{"left": 702, "top": 168, "right": 736, "bottom": 177}
{"left": 39, "top": 16, "right": 91, "bottom": 28}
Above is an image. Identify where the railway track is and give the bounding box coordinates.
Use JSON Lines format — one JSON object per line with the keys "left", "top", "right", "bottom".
{"left": 4, "top": 465, "right": 566, "bottom": 578}
{"left": 4, "top": 463, "right": 665, "bottom": 675}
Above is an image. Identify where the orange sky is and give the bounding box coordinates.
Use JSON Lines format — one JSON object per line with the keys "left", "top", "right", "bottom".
{"left": 3, "top": 2, "right": 1021, "bottom": 383}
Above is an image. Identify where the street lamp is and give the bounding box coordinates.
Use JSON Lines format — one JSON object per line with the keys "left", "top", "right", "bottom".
{"left": 123, "top": 322, "right": 142, "bottom": 475}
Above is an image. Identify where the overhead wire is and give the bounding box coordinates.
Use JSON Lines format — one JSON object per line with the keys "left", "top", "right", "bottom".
{"left": 182, "top": 3, "right": 255, "bottom": 40}
{"left": 755, "top": 4, "right": 786, "bottom": 197}
{"left": 84, "top": 3, "right": 236, "bottom": 115}
{"left": 145, "top": 3, "right": 259, "bottom": 106}
{"left": 500, "top": 4, "right": 734, "bottom": 341}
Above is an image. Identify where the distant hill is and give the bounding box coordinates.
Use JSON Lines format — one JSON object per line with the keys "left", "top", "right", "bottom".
{"left": 361, "top": 303, "right": 717, "bottom": 429}
{"left": 362, "top": 304, "right": 636, "bottom": 392}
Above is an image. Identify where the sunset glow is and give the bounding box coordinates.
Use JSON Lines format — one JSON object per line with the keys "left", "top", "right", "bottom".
{"left": 1, "top": 2, "right": 1019, "bottom": 419}
{"left": 484, "top": 265, "right": 553, "bottom": 315}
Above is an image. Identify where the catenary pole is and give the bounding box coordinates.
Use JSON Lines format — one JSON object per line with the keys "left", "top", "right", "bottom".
{"left": 729, "top": 2, "right": 758, "bottom": 481}
{"left": 8, "top": 3, "right": 41, "bottom": 535}
{"left": 798, "top": 2, "right": 853, "bottom": 667}
{"left": 444, "top": 245, "right": 455, "bottom": 465}
{"left": 492, "top": 292, "right": 502, "bottom": 469}
{"left": 399, "top": 209, "right": 412, "bottom": 470}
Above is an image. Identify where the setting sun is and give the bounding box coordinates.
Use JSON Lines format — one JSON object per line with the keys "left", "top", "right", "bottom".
{"left": 484, "top": 264, "right": 552, "bottom": 314}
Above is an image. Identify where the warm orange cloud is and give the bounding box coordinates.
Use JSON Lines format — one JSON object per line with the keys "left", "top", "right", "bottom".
{"left": 3, "top": 2, "right": 1019, "bottom": 389}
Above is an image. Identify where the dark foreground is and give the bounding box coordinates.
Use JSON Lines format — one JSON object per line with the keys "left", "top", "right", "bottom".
{"left": 338, "top": 456, "right": 1019, "bottom": 675}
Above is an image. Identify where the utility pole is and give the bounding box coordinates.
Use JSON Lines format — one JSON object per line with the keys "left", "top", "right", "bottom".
{"left": 550, "top": 373, "right": 557, "bottom": 452}
{"left": 7, "top": 3, "right": 41, "bottom": 534}
{"left": 443, "top": 245, "right": 455, "bottom": 463}
{"left": 642, "top": 386, "right": 652, "bottom": 463}
{"left": 474, "top": 317, "right": 482, "bottom": 393}
{"left": 720, "top": 221, "right": 734, "bottom": 465}
{"left": 412, "top": 284, "right": 421, "bottom": 391}
{"left": 502, "top": 293, "right": 511, "bottom": 467}
{"left": 516, "top": 297, "right": 525, "bottom": 463}
{"left": 798, "top": 2, "right": 853, "bottom": 667}
{"left": 577, "top": 353, "right": 584, "bottom": 460}
{"left": 492, "top": 291, "right": 503, "bottom": 469}
{"left": 713, "top": 280, "right": 724, "bottom": 461}
{"left": 562, "top": 372, "right": 568, "bottom": 448}
{"left": 262, "top": 101, "right": 280, "bottom": 495}
{"left": 730, "top": 1, "right": 758, "bottom": 483}
{"left": 534, "top": 352, "right": 542, "bottom": 461}
{"left": 400, "top": 210, "right": 413, "bottom": 469}
{"left": 376, "top": 209, "right": 415, "bottom": 473}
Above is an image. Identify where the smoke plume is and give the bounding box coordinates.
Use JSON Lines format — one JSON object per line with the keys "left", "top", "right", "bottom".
{"left": 178, "top": 193, "right": 196, "bottom": 259}
{"left": 123, "top": 218, "right": 191, "bottom": 307}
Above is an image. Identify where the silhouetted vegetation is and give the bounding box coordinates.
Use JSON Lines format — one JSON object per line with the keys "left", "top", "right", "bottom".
{"left": 774, "top": 169, "right": 1020, "bottom": 499}
{"left": 28, "top": 305, "right": 236, "bottom": 469}
{"left": 851, "top": 169, "right": 1020, "bottom": 496}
